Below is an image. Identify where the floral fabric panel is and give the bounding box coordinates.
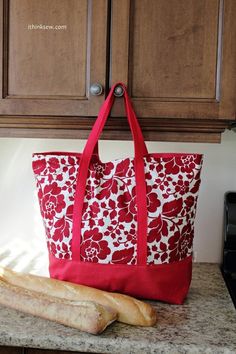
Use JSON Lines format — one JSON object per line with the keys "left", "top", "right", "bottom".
{"left": 33, "top": 153, "right": 202, "bottom": 265}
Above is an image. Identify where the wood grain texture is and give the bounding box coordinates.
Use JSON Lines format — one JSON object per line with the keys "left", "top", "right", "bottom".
{"left": 219, "top": 0, "right": 236, "bottom": 118}
{"left": 130, "top": 0, "right": 219, "bottom": 99}
{"left": 110, "top": 0, "right": 236, "bottom": 120}
{"left": 0, "top": 0, "right": 235, "bottom": 141}
{"left": 0, "top": 0, "right": 108, "bottom": 115}
{"left": 8, "top": 0, "right": 87, "bottom": 97}
{"left": 0, "top": 128, "right": 222, "bottom": 143}
{"left": 0, "top": 115, "right": 231, "bottom": 142}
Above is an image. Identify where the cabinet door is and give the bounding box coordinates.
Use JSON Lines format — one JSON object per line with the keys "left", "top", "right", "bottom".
{"left": 110, "top": 0, "right": 236, "bottom": 120}
{"left": 0, "top": 0, "right": 108, "bottom": 116}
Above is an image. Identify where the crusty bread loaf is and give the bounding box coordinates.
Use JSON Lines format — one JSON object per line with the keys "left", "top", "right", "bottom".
{"left": 0, "top": 266, "right": 157, "bottom": 326}
{"left": 0, "top": 278, "right": 117, "bottom": 334}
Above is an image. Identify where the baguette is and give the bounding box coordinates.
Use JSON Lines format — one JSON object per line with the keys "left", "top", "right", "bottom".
{"left": 0, "top": 278, "right": 117, "bottom": 334}
{"left": 0, "top": 266, "right": 157, "bottom": 326}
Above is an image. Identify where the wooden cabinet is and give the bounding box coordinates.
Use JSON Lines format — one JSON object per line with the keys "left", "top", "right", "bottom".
{"left": 0, "top": 0, "right": 108, "bottom": 115}
{"left": 0, "top": 0, "right": 235, "bottom": 142}
{"left": 110, "top": 0, "right": 236, "bottom": 142}
{"left": 111, "top": 0, "right": 236, "bottom": 118}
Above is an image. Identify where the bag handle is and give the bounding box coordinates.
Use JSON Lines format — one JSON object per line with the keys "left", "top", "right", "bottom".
{"left": 71, "top": 83, "right": 148, "bottom": 265}
{"left": 84, "top": 83, "right": 148, "bottom": 158}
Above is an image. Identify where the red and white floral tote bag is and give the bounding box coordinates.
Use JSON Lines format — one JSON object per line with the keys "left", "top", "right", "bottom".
{"left": 33, "top": 83, "right": 203, "bottom": 304}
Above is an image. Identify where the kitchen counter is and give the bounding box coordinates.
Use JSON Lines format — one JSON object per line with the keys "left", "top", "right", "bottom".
{"left": 0, "top": 263, "right": 236, "bottom": 354}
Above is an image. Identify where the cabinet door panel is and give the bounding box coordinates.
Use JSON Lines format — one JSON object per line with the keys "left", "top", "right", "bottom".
{"left": 8, "top": 0, "right": 87, "bottom": 97}
{"left": 0, "top": 0, "right": 108, "bottom": 116}
{"left": 110, "top": 0, "right": 236, "bottom": 119}
{"left": 131, "top": 0, "right": 218, "bottom": 99}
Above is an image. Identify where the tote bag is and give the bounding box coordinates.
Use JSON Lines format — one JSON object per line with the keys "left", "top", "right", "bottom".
{"left": 33, "top": 83, "right": 203, "bottom": 304}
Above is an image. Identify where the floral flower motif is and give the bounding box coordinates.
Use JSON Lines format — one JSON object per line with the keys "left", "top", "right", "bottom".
{"left": 91, "top": 161, "right": 114, "bottom": 178}
{"left": 117, "top": 190, "right": 136, "bottom": 223}
{"left": 80, "top": 228, "right": 111, "bottom": 262}
{"left": 57, "top": 242, "right": 71, "bottom": 259}
{"left": 146, "top": 186, "right": 161, "bottom": 213}
{"left": 111, "top": 247, "right": 135, "bottom": 264}
{"left": 48, "top": 157, "right": 60, "bottom": 173}
{"left": 52, "top": 217, "right": 71, "bottom": 242}
{"left": 114, "top": 159, "right": 130, "bottom": 177}
{"left": 126, "top": 227, "right": 137, "bottom": 245}
{"left": 32, "top": 159, "right": 46, "bottom": 174}
{"left": 163, "top": 157, "right": 180, "bottom": 175}
{"left": 38, "top": 182, "right": 65, "bottom": 220}
{"left": 162, "top": 198, "right": 183, "bottom": 218}
{"left": 168, "top": 224, "right": 193, "bottom": 262}
{"left": 185, "top": 195, "right": 195, "bottom": 209}
{"left": 65, "top": 205, "right": 73, "bottom": 220}
{"left": 175, "top": 155, "right": 198, "bottom": 174}
{"left": 96, "top": 178, "right": 118, "bottom": 200}
{"left": 147, "top": 216, "right": 167, "bottom": 243}
{"left": 173, "top": 176, "right": 190, "bottom": 196}
{"left": 49, "top": 241, "right": 57, "bottom": 255}
{"left": 33, "top": 153, "right": 202, "bottom": 265}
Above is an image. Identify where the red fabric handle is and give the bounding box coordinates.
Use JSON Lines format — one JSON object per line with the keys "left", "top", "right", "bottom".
{"left": 72, "top": 83, "right": 148, "bottom": 265}
{"left": 83, "top": 83, "right": 148, "bottom": 159}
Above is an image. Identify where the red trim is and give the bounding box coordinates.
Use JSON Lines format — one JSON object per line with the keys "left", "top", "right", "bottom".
{"left": 33, "top": 152, "right": 202, "bottom": 160}
{"left": 150, "top": 153, "right": 202, "bottom": 159}
{"left": 49, "top": 254, "right": 192, "bottom": 304}
{"left": 32, "top": 152, "right": 82, "bottom": 157}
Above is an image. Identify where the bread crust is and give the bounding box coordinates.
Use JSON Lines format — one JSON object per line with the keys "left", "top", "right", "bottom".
{"left": 0, "top": 278, "right": 117, "bottom": 334}
{"left": 0, "top": 266, "right": 157, "bottom": 326}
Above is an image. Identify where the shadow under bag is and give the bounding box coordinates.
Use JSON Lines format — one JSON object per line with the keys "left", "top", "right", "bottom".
{"left": 33, "top": 83, "right": 203, "bottom": 304}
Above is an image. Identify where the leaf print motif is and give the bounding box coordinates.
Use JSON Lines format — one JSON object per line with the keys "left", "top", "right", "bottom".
{"left": 111, "top": 247, "right": 135, "bottom": 264}
{"left": 162, "top": 198, "right": 183, "bottom": 218}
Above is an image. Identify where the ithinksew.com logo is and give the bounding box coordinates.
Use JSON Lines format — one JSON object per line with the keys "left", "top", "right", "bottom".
{"left": 27, "top": 24, "right": 67, "bottom": 30}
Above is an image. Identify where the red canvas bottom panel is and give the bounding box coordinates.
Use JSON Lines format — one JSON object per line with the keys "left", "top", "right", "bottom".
{"left": 49, "top": 254, "right": 192, "bottom": 304}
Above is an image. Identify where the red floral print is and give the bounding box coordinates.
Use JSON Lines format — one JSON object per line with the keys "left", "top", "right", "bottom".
{"left": 33, "top": 152, "right": 202, "bottom": 264}
{"left": 92, "top": 161, "right": 113, "bottom": 178}
{"left": 162, "top": 198, "right": 183, "bottom": 218}
{"left": 52, "top": 217, "right": 70, "bottom": 242}
{"left": 175, "top": 155, "right": 199, "bottom": 174}
{"left": 163, "top": 157, "right": 180, "bottom": 175}
{"left": 117, "top": 191, "right": 136, "bottom": 223}
{"left": 48, "top": 157, "right": 60, "bottom": 172}
{"left": 80, "top": 228, "right": 111, "bottom": 262}
{"left": 111, "top": 247, "right": 135, "bottom": 264}
{"left": 114, "top": 159, "right": 130, "bottom": 177}
{"left": 147, "top": 186, "right": 161, "bottom": 213}
{"left": 32, "top": 159, "right": 46, "bottom": 175}
{"left": 96, "top": 179, "right": 118, "bottom": 200}
{"left": 169, "top": 224, "right": 194, "bottom": 262}
{"left": 38, "top": 182, "right": 65, "bottom": 220}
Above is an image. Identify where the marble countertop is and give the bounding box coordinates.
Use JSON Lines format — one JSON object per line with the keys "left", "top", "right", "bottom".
{"left": 0, "top": 263, "right": 236, "bottom": 354}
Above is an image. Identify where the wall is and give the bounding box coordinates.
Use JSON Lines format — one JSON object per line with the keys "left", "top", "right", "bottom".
{"left": 0, "top": 130, "right": 236, "bottom": 271}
